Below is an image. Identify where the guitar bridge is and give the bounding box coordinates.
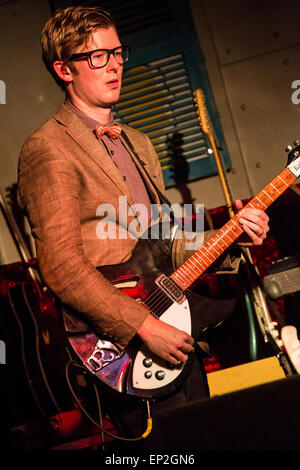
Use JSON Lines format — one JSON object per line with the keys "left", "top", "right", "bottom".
{"left": 155, "top": 274, "right": 185, "bottom": 304}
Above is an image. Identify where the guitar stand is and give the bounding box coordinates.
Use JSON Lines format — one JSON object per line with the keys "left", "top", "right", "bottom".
{"left": 239, "top": 247, "right": 296, "bottom": 377}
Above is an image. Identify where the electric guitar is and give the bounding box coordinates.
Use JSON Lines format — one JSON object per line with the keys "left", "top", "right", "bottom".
{"left": 61, "top": 137, "right": 300, "bottom": 401}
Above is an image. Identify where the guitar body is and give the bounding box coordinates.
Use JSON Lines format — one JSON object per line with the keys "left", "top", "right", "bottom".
{"left": 62, "top": 223, "right": 227, "bottom": 401}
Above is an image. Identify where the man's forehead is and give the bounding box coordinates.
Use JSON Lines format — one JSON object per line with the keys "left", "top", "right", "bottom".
{"left": 76, "top": 26, "right": 120, "bottom": 52}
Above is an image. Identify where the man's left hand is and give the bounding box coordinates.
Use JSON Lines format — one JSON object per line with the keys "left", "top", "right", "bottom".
{"left": 235, "top": 199, "right": 270, "bottom": 246}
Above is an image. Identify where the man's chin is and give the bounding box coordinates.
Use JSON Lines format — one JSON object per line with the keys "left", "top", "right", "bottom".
{"left": 101, "top": 98, "right": 120, "bottom": 109}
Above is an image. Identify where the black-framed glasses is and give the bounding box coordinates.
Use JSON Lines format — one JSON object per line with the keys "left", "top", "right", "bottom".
{"left": 69, "top": 45, "right": 130, "bottom": 69}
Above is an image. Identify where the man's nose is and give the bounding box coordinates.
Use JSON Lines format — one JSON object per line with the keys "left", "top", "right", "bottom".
{"left": 106, "top": 52, "right": 120, "bottom": 71}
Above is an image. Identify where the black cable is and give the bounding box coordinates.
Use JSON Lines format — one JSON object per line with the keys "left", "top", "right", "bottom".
{"left": 8, "top": 288, "right": 47, "bottom": 419}
{"left": 22, "top": 283, "right": 62, "bottom": 414}
{"left": 93, "top": 383, "right": 105, "bottom": 451}
{"left": 64, "top": 359, "right": 152, "bottom": 443}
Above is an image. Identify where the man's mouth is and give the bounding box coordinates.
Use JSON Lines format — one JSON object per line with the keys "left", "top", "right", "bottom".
{"left": 106, "top": 79, "right": 119, "bottom": 88}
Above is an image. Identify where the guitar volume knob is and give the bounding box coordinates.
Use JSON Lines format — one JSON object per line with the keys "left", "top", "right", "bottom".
{"left": 143, "top": 357, "right": 153, "bottom": 368}
{"left": 155, "top": 370, "right": 165, "bottom": 380}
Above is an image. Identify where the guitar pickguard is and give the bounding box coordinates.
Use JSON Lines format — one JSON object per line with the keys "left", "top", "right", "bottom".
{"left": 132, "top": 298, "right": 191, "bottom": 391}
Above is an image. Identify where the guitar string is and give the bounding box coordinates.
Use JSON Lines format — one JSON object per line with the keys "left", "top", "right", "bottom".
{"left": 144, "top": 289, "right": 173, "bottom": 316}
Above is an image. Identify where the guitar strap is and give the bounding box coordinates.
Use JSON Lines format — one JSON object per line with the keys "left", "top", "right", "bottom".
{"left": 121, "top": 131, "right": 175, "bottom": 220}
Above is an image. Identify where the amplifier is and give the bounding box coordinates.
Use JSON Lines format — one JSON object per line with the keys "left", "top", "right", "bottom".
{"left": 263, "top": 254, "right": 300, "bottom": 299}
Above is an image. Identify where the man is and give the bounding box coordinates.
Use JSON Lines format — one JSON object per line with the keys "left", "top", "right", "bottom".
{"left": 18, "top": 6, "right": 269, "bottom": 447}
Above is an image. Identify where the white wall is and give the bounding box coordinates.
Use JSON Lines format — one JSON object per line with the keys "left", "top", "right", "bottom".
{"left": 0, "top": 0, "right": 63, "bottom": 264}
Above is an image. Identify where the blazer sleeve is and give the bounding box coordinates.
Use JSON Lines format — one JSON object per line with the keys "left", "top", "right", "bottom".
{"left": 18, "top": 136, "right": 149, "bottom": 350}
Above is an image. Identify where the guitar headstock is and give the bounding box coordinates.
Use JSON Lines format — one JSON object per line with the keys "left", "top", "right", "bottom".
{"left": 286, "top": 139, "right": 300, "bottom": 178}
{"left": 193, "top": 89, "right": 212, "bottom": 138}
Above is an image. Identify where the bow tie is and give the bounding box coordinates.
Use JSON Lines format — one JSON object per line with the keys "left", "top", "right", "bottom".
{"left": 94, "top": 123, "right": 122, "bottom": 140}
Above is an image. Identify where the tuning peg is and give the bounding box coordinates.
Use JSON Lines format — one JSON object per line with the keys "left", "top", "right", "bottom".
{"left": 286, "top": 145, "right": 293, "bottom": 152}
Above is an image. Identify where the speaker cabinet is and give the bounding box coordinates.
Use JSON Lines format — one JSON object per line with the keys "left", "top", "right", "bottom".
{"left": 146, "top": 375, "right": 300, "bottom": 450}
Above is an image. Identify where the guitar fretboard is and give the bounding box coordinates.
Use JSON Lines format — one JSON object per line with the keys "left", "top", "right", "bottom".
{"left": 170, "top": 167, "right": 296, "bottom": 290}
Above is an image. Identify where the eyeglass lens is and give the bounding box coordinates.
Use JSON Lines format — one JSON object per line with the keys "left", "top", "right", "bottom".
{"left": 90, "top": 47, "right": 129, "bottom": 68}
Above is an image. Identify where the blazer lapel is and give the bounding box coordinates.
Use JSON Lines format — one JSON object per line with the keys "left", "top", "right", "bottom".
{"left": 54, "top": 105, "right": 135, "bottom": 206}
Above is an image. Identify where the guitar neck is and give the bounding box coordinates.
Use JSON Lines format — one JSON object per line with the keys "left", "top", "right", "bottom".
{"left": 170, "top": 167, "right": 296, "bottom": 290}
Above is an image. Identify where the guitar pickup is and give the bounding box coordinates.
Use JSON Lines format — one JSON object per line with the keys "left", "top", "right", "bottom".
{"left": 155, "top": 274, "right": 186, "bottom": 304}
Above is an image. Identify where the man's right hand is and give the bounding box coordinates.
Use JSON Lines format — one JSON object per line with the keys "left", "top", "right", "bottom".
{"left": 137, "top": 314, "right": 195, "bottom": 365}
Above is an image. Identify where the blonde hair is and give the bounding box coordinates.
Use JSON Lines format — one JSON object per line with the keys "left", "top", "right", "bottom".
{"left": 41, "top": 5, "right": 115, "bottom": 88}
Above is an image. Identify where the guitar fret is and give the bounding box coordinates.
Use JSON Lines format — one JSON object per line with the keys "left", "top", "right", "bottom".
{"left": 212, "top": 237, "right": 225, "bottom": 253}
{"left": 191, "top": 255, "right": 207, "bottom": 273}
{"left": 270, "top": 182, "right": 281, "bottom": 194}
{"left": 171, "top": 272, "right": 186, "bottom": 289}
{"left": 193, "top": 251, "right": 209, "bottom": 268}
{"left": 231, "top": 220, "right": 244, "bottom": 236}
{"left": 172, "top": 271, "right": 189, "bottom": 288}
{"left": 277, "top": 175, "right": 289, "bottom": 187}
{"left": 262, "top": 189, "right": 274, "bottom": 203}
{"left": 201, "top": 244, "right": 218, "bottom": 260}
{"left": 205, "top": 241, "right": 220, "bottom": 257}
{"left": 177, "top": 267, "right": 194, "bottom": 283}
{"left": 198, "top": 250, "right": 212, "bottom": 264}
{"left": 247, "top": 199, "right": 264, "bottom": 210}
{"left": 178, "top": 269, "right": 194, "bottom": 284}
{"left": 227, "top": 221, "right": 242, "bottom": 237}
{"left": 221, "top": 229, "right": 235, "bottom": 242}
{"left": 186, "top": 261, "right": 200, "bottom": 277}
{"left": 184, "top": 260, "right": 201, "bottom": 277}
{"left": 200, "top": 245, "right": 212, "bottom": 265}
{"left": 255, "top": 195, "right": 267, "bottom": 209}
{"left": 213, "top": 232, "right": 230, "bottom": 250}
{"left": 218, "top": 227, "right": 233, "bottom": 243}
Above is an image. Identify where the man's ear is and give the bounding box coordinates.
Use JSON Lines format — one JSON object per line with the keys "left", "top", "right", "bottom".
{"left": 53, "top": 61, "right": 73, "bottom": 83}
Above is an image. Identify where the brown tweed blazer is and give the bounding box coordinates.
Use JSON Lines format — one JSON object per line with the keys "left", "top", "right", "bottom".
{"left": 18, "top": 104, "right": 238, "bottom": 349}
